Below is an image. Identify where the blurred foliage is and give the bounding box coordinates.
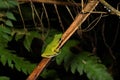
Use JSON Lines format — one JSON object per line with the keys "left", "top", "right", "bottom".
{"left": 55, "top": 40, "right": 113, "bottom": 80}
{"left": 0, "top": 76, "right": 10, "bottom": 80}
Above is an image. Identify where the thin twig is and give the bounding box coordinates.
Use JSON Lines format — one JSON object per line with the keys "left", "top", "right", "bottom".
{"left": 99, "top": 0, "right": 120, "bottom": 16}
{"left": 92, "top": 30, "right": 97, "bottom": 54}
{"left": 17, "top": 2, "right": 27, "bottom": 31}
{"left": 54, "top": 4, "right": 64, "bottom": 31}
{"left": 30, "top": 0, "right": 37, "bottom": 27}
{"left": 42, "top": 3, "right": 50, "bottom": 38}
{"left": 81, "top": 0, "right": 84, "bottom": 12}
{"left": 58, "top": 1, "right": 99, "bottom": 50}
{"left": 65, "top": 5, "right": 74, "bottom": 20}
{"left": 82, "top": 13, "right": 103, "bottom": 32}
{"left": 117, "top": 2, "right": 120, "bottom": 10}
{"left": 30, "top": 1, "right": 45, "bottom": 39}
{"left": 101, "top": 23, "right": 116, "bottom": 61}
{"left": 111, "top": 20, "right": 120, "bottom": 48}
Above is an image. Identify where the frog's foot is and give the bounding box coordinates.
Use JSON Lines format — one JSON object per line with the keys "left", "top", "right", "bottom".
{"left": 54, "top": 49, "right": 61, "bottom": 56}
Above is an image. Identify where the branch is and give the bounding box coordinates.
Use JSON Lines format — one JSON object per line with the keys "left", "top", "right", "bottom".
{"left": 17, "top": 0, "right": 81, "bottom": 6}
{"left": 26, "top": 58, "right": 51, "bottom": 80}
{"left": 58, "top": 1, "right": 99, "bottom": 49}
{"left": 99, "top": 0, "right": 120, "bottom": 16}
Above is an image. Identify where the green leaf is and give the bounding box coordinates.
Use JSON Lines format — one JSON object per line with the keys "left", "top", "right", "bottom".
{"left": 15, "top": 63, "right": 21, "bottom": 72}
{"left": 8, "top": 0, "right": 18, "bottom": 7}
{"left": 2, "top": 33, "right": 11, "bottom": 41}
{"left": 0, "top": 26, "right": 11, "bottom": 34}
{"left": 77, "top": 63, "right": 84, "bottom": 75}
{"left": 56, "top": 40, "right": 79, "bottom": 65}
{"left": 70, "top": 59, "right": 78, "bottom": 73}
{"left": 24, "top": 36, "right": 32, "bottom": 51}
{"left": 0, "top": 76, "right": 10, "bottom": 80}
{"left": 41, "top": 69, "right": 59, "bottom": 79}
{"left": 56, "top": 39, "right": 79, "bottom": 72}
{"left": 6, "top": 12, "right": 16, "bottom": 21}
{"left": 21, "top": 64, "right": 28, "bottom": 74}
{"left": 0, "top": 1, "right": 8, "bottom": 9}
{"left": 0, "top": 27, "right": 12, "bottom": 45}
{"left": 8, "top": 58, "right": 14, "bottom": 68}
{"left": 24, "top": 31, "right": 42, "bottom": 51}
{"left": 5, "top": 20, "right": 13, "bottom": 27}
{"left": 0, "top": 55, "right": 7, "bottom": 66}
{"left": 0, "top": 0, "right": 18, "bottom": 9}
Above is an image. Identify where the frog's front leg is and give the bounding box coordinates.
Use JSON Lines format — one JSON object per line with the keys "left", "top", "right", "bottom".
{"left": 52, "top": 48, "right": 60, "bottom": 56}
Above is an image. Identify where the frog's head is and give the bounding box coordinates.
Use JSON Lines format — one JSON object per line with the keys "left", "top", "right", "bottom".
{"left": 54, "top": 33, "right": 62, "bottom": 38}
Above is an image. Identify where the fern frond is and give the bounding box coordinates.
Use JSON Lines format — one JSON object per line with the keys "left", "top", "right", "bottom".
{"left": 56, "top": 40, "right": 113, "bottom": 80}
{"left": 0, "top": 47, "right": 36, "bottom": 74}
{"left": 41, "top": 69, "right": 59, "bottom": 79}
{"left": 23, "top": 31, "right": 42, "bottom": 51}
{"left": 56, "top": 40, "right": 79, "bottom": 66}
{"left": 0, "top": 0, "right": 18, "bottom": 9}
{"left": 0, "top": 0, "right": 17, "bottom": 27}
{"left": 0, "top": 26, "right": 12, "bottom": 47}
